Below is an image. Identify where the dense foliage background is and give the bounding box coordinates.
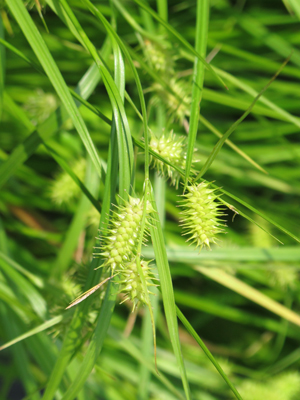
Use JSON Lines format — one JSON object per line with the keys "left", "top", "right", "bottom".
{"left": 1, "top": 0, "right": 300, "bottom": 399}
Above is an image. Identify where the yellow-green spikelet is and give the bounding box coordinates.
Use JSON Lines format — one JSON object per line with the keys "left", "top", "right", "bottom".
{"left": 118, "top": 259, "right": 157, "bottom": 312}
{"left": 179, "top": 182, "right": 226, "bottom": 249}
{"left": 150, "top": 130, "right": 187, "bottom": 188}
{"left": 152, "top": 78, "right": 191, "bottom": 123}
{"left": 143, "top": 39, "right": 175, "bottom": 77}
{"left": 50, "top": 158, "right": 86, "bottom": 206}
{"left": 94, "top": 196, "right": 153, "bottom": 272}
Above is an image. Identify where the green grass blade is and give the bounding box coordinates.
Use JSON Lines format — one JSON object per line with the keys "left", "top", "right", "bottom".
{"left": 44, "top": 144, "right": 102, "bottom": 213}
{"left": 0, "top": 252, "right": 46, "bottom": 319}
{"left": 174, "top": 290, "right": 300, "bottom": 339}
{"left": 138, "top": 107, "right": 166, "bottom": 400}
{"left": 176, "top": 307, "right": 243, "bottom": 400}
{"left": 60, "top": 281, "right": 117, "bottom": 400}
{"left": 109, "top": 327, "right": 186, "bottom": 400}
{"left": 41, "top": 10, "right": 126, "bottom": 398}
{"left": 114, "top": 0, "right": 227, "bottom": 89}
{"left": 0, "top": 14, "right": 5, "bottom": 118}
{"left": 79, "top": 0, "right": 150, "bottom": 182}
{"left": 1, "top": 93, "right": 103, "bottom": 220}
{"left": 194, "top": 57, "right": 290, "bottom": 180}
{"left": 143, "top": 245, "right": 300, "bottom": 263}
{"left": 49, "top": 0, "right": 133, "bottom": 193}
{"left": 149, "top": 185, "right": 191, "bottom": 400}
{"left": 239, "top": 14, "right": 300, "bottom": 67}
{"left": 218, "top": 186, "right": 300, "bottom": 244}
{"left": 196, "top": 266, "right": 300, "bottom": 326}
{"left": 182, "top": 48, "right": 300, "bottom": 130}
{"left": 0, "top": 56, "right": 107, "bottom": 190}
{"left": 206, "top": 40, "right": 300, "bottom": 79}
{"left": 0, "top": 280, "right": 36, "bottom": 322}
{"left": 55, "top": 13, "right": 134, "bottom": 398}
{"left": 40, "top": 127, "right": 118, "bottom": 400}
{"left": 199, "top": 115, "right": 267, "bottom": 174}
{"left": 284, "top": 0, "right": 300, "bottom": 19}
{"left": 128, "top": 45, "right": 265, "bottom": 174}
{"left": 51, "top": 157, "right": 99, "bottom": 278}
{"left": 0, "top": 37, "right": 112, "bottom": 126}
{"left": 6, "top": 0, "right": 103, "bottom": 178}
{"left": 0, "top": 250, "right": 43, "bottom": 288}
{"left": 184, "top": 0, "right": 209, "bottom": 189}
{"left": 213, "top": 66, "right": 300, "bottom": 130}
{"left": 0, "top": 304, "right": 41, "bottom": 400}
{"left": 0, "top": 316, "right": 63, "bottom": 351}
{"left": 156, "top": 0, "right": 168, "bottom": 27}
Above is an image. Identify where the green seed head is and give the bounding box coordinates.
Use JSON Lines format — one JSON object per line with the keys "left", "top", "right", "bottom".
{"left": 238, "top": 371, "right": 300, "bottom": 400}
{"left": 179, "top": 182, "right": 226, "bottom": 250}
{"left": 49, "top": 158, "right": 86, "bottom": 207}
{"left": 150, "top": 130, "right": 187, "bottom": 188}
{"left": 143, "top": 39, "right": 175, "bottom": 77}
{"left": 24, "top": 89, "right": 58, "bottom": 125}
{"left": 95, "top": 195, "right": 153, "bottom": 272}
{"left": 118, "top": 259, "right": 157, "bottom": 312}
{"left": 152, "top": 78, "right": 191, "bottom": 123}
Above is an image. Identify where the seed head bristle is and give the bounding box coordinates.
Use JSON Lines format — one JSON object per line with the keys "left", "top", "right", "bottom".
{"left": 179, "top": 182, "right": 226, "bottom": 250}
{"left": 117, "top": 259, "right": 157, "bottom": 312}
{"left": 94, "top": 195, "right": 153, "bottom": 272}
{"left": 150, "top": 130, "right": 190, "bottom": 188}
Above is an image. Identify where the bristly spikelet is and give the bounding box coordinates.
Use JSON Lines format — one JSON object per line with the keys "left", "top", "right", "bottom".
{"left": 49, "top": 158, "right": 86, "bottom": 206}
{"left": 179, "top": 182, "right": 226, "bottom": 250}
{"left": 118, "top": 259, "right": 158, "bottom": 312}
{"left": 143, "top": 39, "right": 175, "bottom": 77}
{"left": 150, "top": 130, "right": 187, "bottom": 189}
{"left": 94, "top": 196, "right": 153, "bottom": 272}
{"left": 152, "top": 78, "right": 191, "bottom": 123}
{"left": 23, "top": 89, "right": 58, "bottom": 125}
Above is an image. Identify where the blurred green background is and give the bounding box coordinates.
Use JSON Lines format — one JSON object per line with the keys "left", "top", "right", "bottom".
{"left": 1, "top": 0, "right": 300, "bottom": 399}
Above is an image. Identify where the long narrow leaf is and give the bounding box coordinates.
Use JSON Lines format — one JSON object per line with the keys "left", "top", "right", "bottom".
{"left": 196, "top": 266, "right": 300, "bottom": 327}
{"left": 185, "top": 0, "right": 209, "bottom": 188}
{"left": 6, "top": 0, "right": 103, "bottom": 178}
{"left": 176, "top": 307, "right": 243, "bottom": 400}
{"left": 0, "top": 52, "right": 108, "bottom": 189}
{"left": 114, "top": 0, "right": 227, "bottom": 89}
{"left": 194, "top": 56, "right": 291, "bottom": 180}
{"left": 149, "top": 185, "right": 191, "bottom": 400}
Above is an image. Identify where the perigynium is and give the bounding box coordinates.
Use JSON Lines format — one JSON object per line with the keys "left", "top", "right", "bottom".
{"left": 23, "top": 88, "right": 58, "bottom": 125}
{"left": 238, "top": 371, "right": 300, "bottom": 400}
{"left": 49, "top": 158, "right": 86, "bottom": 207}
{"left": 149, "top": 130, "right": 187, "bottom": 188}
{"left": 67, "top": 195, "right": 159, "bottom": 318}
{"left": 151, "top": 78, "right": 191, "bottom": 123}
{"left": 143, "top": 39, "right": 175, "bottom": 78}
{"left": 117, "top": 259, "right": 158, "bottom": 312}
{"left": 94, "top": 195, "right": 154, "bottom": 272}
{"left": 179, "top": 182, "right": 226, "bottom": 250}
{"left": 141, "top": 38, "right": 191, "bottom": 123}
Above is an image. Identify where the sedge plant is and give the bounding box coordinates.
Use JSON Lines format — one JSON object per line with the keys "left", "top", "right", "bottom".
{"left": 1, "top": 1, "right": 300, "bottom": 400}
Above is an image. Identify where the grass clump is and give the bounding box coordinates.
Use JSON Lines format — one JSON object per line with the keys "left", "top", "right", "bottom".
{"left": 1, "top": 1, "right": 300, "bottom": 400}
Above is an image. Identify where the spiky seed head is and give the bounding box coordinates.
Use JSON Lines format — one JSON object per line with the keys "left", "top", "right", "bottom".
{"left": 150, "top": 130, "right": 188, "bottom": 188}
{"left": 179, "top": 182, "right": 226, "bottom": 250}
{"left": 143, "top": 39, "right": 175, "bottom": 77}
{"left": 95, "top": 195, "right": 153, "bottom": 272}
{"left": 49, "top": 158, "right": 86, "bottom": 206}
{"left": 118, "top": 259, "right": 157, "bottom": 312}
{"left": 23, "top": 88, "right": 58, "bottom": 125}
{"left": 152, "top": 78, "right": 191, "bottom": 123}
{"left": 238, "top": 371, "right": 300, "bottom": 400}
